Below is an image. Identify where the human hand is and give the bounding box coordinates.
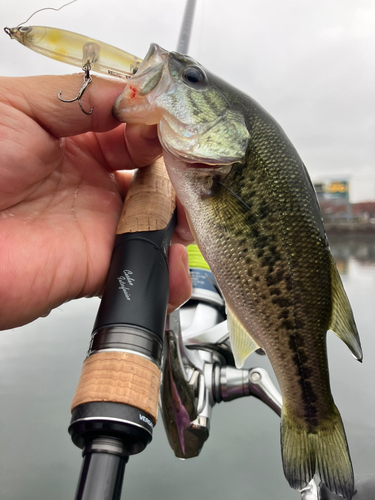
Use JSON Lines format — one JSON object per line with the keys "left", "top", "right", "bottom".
{"left": 0, "top": 74, "right": 192, "bottom": 330}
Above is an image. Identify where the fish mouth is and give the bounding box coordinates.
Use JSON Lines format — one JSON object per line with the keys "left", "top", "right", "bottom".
{"left": 135, "top": 44, "right": 169, "bottom": 87}
{"left": 113, "top": 44, "right": 248, "bottom": 167}
{"left": 113, "top": 44, "right": 170, "bottom": 125}
{"left": 113, "top": 44, "right": 229, "bottom": 166}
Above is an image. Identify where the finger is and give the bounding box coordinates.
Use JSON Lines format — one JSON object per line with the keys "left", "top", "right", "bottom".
{"left": 91, "top": 123, "right": 162, "bottom": 174}
{"left": 167, "top": 244, "right": 192, "bottom": 313}
{"left": 0, "top": 74, "right": 126, "bottom": 137}
{"left": 0, "top": 98, "right": 63, "bottom": 207}
{"left": 124, "top": 123, "right": 162, "bottom": 167}
{"left": 172, "top": 198, "right": 195, "bottom": 245}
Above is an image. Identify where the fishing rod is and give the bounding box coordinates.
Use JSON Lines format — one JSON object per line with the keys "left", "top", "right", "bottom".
{"left": 177, "top": 0, "right": 197, "bottom": 54}
{"left": 68, "top": 159, "right": 175, "bottom": 500}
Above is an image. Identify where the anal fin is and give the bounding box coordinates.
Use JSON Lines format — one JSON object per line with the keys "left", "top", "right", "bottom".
{"left": 227, "top": 305, "right": 260, "bottom": 368}
{"left": 328, "top": 253, "right": 362, "bottom": 361}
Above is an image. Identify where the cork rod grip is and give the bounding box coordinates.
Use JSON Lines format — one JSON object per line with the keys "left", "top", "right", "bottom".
{"left": 71, "top": 352, "right": 161, "bottom": 423}
{"left": 71, "top": 158, "right": 175, "bottom": 424}
{"left": 116, "top": 157, "right": 176, "bottom": 234}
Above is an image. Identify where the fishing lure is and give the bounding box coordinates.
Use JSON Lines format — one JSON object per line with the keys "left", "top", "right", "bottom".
{"left": 4, "top": 25, "right": 142, "bottom": 79}
{"left": 4, "top": 24, "right": 142, "bottom": 113}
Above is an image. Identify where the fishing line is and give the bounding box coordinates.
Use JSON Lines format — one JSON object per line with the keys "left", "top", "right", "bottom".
{"left": 17, "top": 0, "right": 78, "bottom": 28}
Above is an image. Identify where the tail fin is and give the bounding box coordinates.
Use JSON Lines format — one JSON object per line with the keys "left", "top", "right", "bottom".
{"left": 281, "top": 406, "right": 354, "bottom": 499}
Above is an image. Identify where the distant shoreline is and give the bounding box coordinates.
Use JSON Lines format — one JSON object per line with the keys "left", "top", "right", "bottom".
{"left": 324, "top": 222, "right": 375, "bottom": 239}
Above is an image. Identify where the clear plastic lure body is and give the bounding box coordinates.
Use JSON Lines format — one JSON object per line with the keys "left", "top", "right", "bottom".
{"left": 4, "top": 25, "right": 142, "bottom": 79}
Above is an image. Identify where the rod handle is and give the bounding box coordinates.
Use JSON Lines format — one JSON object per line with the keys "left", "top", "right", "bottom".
{"left": 116, "top": 156, "right": 176, "bottom": 234}
{"left": 71, "top": 158, "right": 176, "bottom": 426}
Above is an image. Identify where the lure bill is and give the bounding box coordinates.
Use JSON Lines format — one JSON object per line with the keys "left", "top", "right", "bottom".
{"left": 4, "top": 25, "right": 142, "bottom": 79}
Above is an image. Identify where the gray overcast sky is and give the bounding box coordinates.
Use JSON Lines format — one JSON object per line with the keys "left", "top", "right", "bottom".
{"left": 2, "top": 0, "right": 374, "bottom": 202}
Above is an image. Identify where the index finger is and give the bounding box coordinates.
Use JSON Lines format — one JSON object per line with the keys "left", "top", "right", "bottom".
{"left": 0, "top": 73, "right": 128, "bottom": 137}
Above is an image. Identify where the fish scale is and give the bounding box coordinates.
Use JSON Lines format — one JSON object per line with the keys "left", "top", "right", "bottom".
{"left": 113, "top": 43, "right": 362, "bottom": 499}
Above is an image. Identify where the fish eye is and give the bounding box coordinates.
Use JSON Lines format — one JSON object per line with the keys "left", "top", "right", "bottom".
{"left": 182, "top": 66, "right": 206, "bottom": 89}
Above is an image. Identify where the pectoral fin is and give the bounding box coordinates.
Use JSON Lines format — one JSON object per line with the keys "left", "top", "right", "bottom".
{"left": 329, "top": 253, "right": 362, "bottom": 361}
{"left": 227, "top": 305, "right": 260, "bottom": 368}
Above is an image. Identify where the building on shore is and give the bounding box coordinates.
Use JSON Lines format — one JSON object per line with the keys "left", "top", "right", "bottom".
{"left": 313, "top": 179, "right": 375, "bottom": 234}
{"left": 352, "top": 202, "right": 375, "bottom": 223}
{"left": 313, "top": 179, "right": 352, "bottom": 222}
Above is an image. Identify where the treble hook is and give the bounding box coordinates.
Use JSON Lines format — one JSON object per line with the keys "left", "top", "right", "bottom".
{"left": 58, "top": 65, "right": 94, "bottom": 115}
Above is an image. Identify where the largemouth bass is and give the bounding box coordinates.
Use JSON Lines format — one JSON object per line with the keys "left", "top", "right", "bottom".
{"left": 113, "top": 44, "right": 362, "bottom": 499}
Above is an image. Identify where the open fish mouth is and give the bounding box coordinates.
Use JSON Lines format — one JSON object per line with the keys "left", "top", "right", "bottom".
{"left": 113, "top": 44, "right": 249, "bottom": 165}
{"left": 131, "top": 43, "right": 169, "bottom": 96}
{"left": 114, "top": 42, "right": 251, "bottom": 166}
{"left": 113, "top": 44, "right": 170, "bottom": 125}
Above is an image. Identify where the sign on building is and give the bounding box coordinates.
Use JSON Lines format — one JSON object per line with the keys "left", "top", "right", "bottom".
{"left": 313, "top": 180, "right": 349, "bottom": 201}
